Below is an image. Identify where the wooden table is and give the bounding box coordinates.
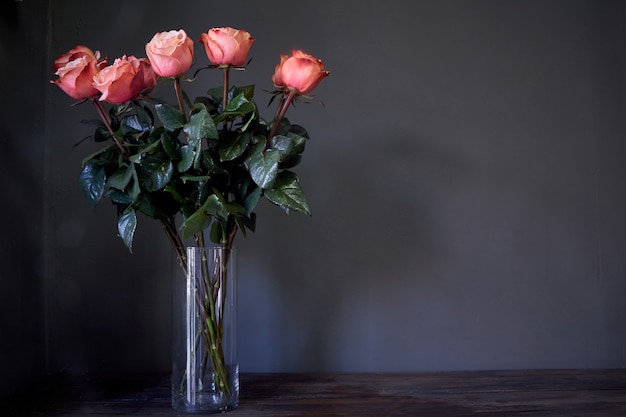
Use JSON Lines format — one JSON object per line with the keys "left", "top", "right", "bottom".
{"left": 1, "top": 370, "right": 625, "bottom": 416}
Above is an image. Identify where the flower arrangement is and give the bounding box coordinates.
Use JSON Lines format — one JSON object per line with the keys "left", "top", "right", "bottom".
{"left": 51, "top": 27, "right": 329, "bottom": 408}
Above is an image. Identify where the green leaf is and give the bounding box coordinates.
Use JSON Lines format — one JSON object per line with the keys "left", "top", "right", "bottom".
{"left": 270, "top": 135, "right": 299, "bottom": 160}
{"left": 163, "top": 184, "right": 187, "bottom": 203}
{"left": 139, "top": 138, "right": 163, "bottom": 155}
{"left": 243, "top": 186, "right": 261, "bottom": 216}
{"left": 108, "top": 165, "right": 133, "bottom": 190}
{"left": 278, "top": 154, "right": 302, "bottom": 169}
{"left": 180, "top": 194, "right": 224, "bottom": 239}
{"left": 270, "top": 131, "right": 307, "bottom": 169}
{"left": 118, "top": 209, "right": 137, "bottom": 252}
{"left": 183, "top": 104, "right": 218, "bottom": 141}
{"left": 236, "top": 212, "right": 256, "bottom": 235}
{"left": 122, "top": 114, "right": 149, "bottom": 135}
{"left": 201, "top": 150, "right": 227, "bottom": 175}
{"left": 80, "top": 144, "right": 116, "bottom": 166}
{"left": 105, "top": 188, "right": 134, "bottom": 205}
{"left": 161, "top": 131, "right": 180, "bottom": 159}
{"left": 137, "top": 105, "right": 154, "bottom": 126}
{"left": 236, "top": 177, "right": 262, "bottom": 216}
{"left": 189, "top": 137, "right": 203, "bottom": 170}
{"left": 129, "top": 167, "right": 140, "bottom": 199}
{"left": 202, "top": 193, "right": 226, "bottom": 217}
{"left": 245, "top": 143, "right": 279, "bottom": 189}
{"left": 194, "top": 96, "right": 218, "bottom": 113}
{"left": 128, "top": 153, "right": 143, "bottom": 164}
{"left": 138, "top": 153, "right": 174, "bottom": 192}
{"left": 219, "top": 131, "right": 251, "bottom": 161}
{"left": 155, "top": 103, "right": 184, "bottom": 130}
{"left": 129, "top": 139, "right": 162, "bottom": 164}
{"left": 210, "top": 221, "right": 225, "bottom": 244}
{"left": 224, "top": 92, "right": 255, "bottom": 114}
{"left": 214, "top": 92, "right": 257, "bottom": 130}
{"left": 94, "top": 126, "right": 112, "bottom": 142}
{"left": 264, "top": 170, "right": 311, "bottom": 215}
{"left": 271, "top": 116, "right": 292, "bottom": 137}
{"left": 288, "top": 124, "right": 309, "bottom": 142}
{"left": 134, "top": 192, "right": 179, "bottom": 219}
{"left": 78, "top": 163, "right": 106, "bottom": 208}
{"left": 181, "top": 174, "right": 211, "bottom": 183}
{"left": 237, "top": 84, "right": 256, "bottom": 100}
{"left": 177, "top": 145, "right": 195, "bottom": 172}
{"left": 224, "top": 202, "right": 246, "bottom": 217}
{"left": 214, "top": 85, "right": 255, "bottom": 105}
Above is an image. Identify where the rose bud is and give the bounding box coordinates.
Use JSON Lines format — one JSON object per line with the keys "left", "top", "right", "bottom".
{"left": 51, "top": 45, "right": 107, "bottom": 100}
{"left": 145, "top": 29, "right": 194, "bottom": 78}
{"left": 93, "top": 55, "right": 154, "bottom": 104}
{"left": 272, "top": 50, "right": 330, "bottom": 95}
{"left": 199, "top": 27, "right": 255, "bottom": 67}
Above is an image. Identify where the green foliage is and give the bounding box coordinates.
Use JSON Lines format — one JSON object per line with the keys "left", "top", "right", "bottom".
{"left": 265, "top": 171, "right": 311, "bottom": 215}
{"left": 79, "top": 163, "right": 106, "bottom": 208}
{"left": 78, "top": 82, "right": 313, "bottom": 251}
{"left": 118, "top": 209, "right": 137, "bottom": 252}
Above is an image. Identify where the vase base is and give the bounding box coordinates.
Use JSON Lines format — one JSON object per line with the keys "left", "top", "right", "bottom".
{"left": 172, "top": 399, "right": 238, "bottom": 415}
{"left": 171, "top": 365, "right": 239, "bottom": 414}
{"left": 172, "top": 390, "right": 239, "bottom": 414}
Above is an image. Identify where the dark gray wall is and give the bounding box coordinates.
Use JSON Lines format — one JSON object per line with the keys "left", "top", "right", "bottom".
{"left": 3, "top": 0, "right": 626, "bottom": 392}
{"left": 0, "top": 1, "right": 48, "bottom": 397}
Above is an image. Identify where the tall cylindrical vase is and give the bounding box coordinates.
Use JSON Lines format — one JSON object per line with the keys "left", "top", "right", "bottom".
{"left": 172, "top": 246, "right": 239, "bottom": 414}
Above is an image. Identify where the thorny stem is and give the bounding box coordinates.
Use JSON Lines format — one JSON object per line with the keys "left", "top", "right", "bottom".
{"left": 160, "top": 218, "right": 186, "bottom": 272}
{"left": 92, "top": 99, "right": 129, "bottom": 158}
{"left": 267, "top": 89, "right": 297, "bottom": 147}
{"left": 227, "top": 225, "right": 238, "bottom": 250}
{"left": 272, "top": 93, "right": 286, "bottom": 124}
{"left": 174, "top": 77, "right": 187, "bottom": 124}
{"left": 221, "top": 66, "right": 233, "bottom": 133}
{"left": 222, "top": 66, "right": 230, "bottom": 111}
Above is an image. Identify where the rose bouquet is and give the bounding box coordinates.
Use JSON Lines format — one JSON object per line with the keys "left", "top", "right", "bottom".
{"left": 51, "top": 27, "right": 329, "bottom": 410}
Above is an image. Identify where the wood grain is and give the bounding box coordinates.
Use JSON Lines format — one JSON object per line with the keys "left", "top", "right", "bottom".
{"left": 1, "top": 370, "right": 624, "bottom": 416}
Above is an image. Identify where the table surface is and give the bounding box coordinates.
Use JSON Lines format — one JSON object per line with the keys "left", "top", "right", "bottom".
{"left": 1, "top": 369, "right": 625, "bottom": 416}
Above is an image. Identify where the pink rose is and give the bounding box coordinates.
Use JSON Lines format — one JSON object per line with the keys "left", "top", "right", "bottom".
{"left": 199, "top": 27, "right": 255, "bottom": 67}
{"left": 145, "top": 29, "right": 194, "bottom": 77}
{"left": 51, "top": 45, "right": 107, "bottom": 100}
{"left": 272, "top": 50, "right": 330, "bottom": 95}
{"left": 93, "top": 55, "right": 156, "bottom": 104}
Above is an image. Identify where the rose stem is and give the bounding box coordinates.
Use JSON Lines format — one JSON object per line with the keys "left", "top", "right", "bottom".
{"left": 222, "top": 66, "right": 230, "bottom": 110}
{"left": 92, "top": 99, "right": 129, "bottom": 158}
{"left": 174, "top": 77, "right": 187, "bottom": 123}
{"left": 267, "top": 89, "right": 297, "bottom": 146}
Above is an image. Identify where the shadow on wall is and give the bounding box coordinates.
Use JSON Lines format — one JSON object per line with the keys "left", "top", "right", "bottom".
{"left": 239, "top": 126, "right": 471, "bottom": 371}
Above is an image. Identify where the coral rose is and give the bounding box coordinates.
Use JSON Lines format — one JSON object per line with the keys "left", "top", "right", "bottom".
{"left": 199, "top": 27, "right": 255, "bottom": 67}
{"left": 132, "top": 56, "right": 158, "bottom": 95}
{"left": 272, "top": 50, "right": 330, "bottom": 95}
{"left": 145, "top": 29, "right": 194, "bottom": 77}
{"left": 93, "top": 55, "right": 156, "bottom": 104}
{"left": 51, "top": 45, "right": 107, "bottom": 100}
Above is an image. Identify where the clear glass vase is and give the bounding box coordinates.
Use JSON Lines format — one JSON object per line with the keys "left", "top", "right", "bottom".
{"left": 171, "top": 246, "right": 239, "bottom": 414}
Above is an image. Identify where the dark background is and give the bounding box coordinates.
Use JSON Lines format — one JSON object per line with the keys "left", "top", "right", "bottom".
{"left": 2, "top": 0, "right": 626, "bottom": 398}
